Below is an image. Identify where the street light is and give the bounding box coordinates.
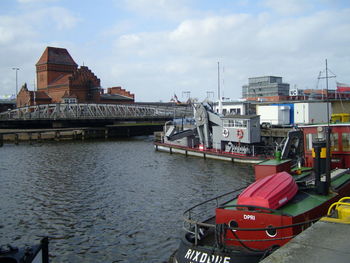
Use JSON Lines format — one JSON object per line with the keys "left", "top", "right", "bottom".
{"left": 12, "top": 67, "right": 19, "bottom": 95}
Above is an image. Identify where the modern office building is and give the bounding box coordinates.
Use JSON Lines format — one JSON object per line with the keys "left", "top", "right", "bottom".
{"left": 242, "top": 76, "right": 290, "bottom": 101}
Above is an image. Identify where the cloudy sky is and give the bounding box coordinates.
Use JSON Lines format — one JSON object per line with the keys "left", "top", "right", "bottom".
{"left": 1, "top": 0, "right": 349, "bottom": 102}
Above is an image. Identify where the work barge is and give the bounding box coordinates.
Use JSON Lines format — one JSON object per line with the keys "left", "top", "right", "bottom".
{"left": 154, "top": 103, "right": 303, "bottom": 164}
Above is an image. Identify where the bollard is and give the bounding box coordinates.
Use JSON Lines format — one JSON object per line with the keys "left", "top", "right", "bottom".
{"left": 28, "top": 133, "right": 32, "bottom": 145}
{"left": 55, "top": 131, "right": 60, "bottom": 141}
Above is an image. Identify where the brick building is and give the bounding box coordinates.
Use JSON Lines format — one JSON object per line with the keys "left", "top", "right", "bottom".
{"left": 17, "top": 47, "right": 134, "bottom": 107}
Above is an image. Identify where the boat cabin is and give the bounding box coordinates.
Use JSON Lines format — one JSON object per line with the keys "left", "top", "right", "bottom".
{"left": 212, "top": 115, "right": 261, "bottom": 150}
{"left": 301, "top": 123, "right": 350, "bottom": 169}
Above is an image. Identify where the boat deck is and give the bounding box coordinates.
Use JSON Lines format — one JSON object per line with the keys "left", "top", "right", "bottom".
{"left": 223, "top": 170, "right": 350, "bottom": 217}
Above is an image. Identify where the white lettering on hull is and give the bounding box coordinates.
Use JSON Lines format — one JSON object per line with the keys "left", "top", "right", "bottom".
{"left": 243, "top": 214, "right": 256, "bottom": 220}
{"left": 184, "top": 248, "right": 230, "bottom": 263}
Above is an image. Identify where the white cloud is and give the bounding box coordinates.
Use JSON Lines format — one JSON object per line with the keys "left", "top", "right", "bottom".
{"left": 263, "top": 0, "right": 313, "bottom": 15}
{"left": 101, "top": 20, "right": 135, "bottom": 37}
{"left": 122, "top": 0, "right": 193, "bottom": 21}
{"left": 0, "top": 5, "right": 81, "bottom": 96}
{"left": 27, "top": 6, "right": 80, "bottom": 30}
{"left": 0, "top": 16, "right": 36, "bottom": 45}
{"left": 1, "top": 1, "right": 350, "bottom": 102}
{"left": 101, "top": 8, "right": 350, "bottom": 101}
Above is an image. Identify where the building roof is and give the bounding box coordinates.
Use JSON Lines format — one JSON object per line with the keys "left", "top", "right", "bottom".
{"left": 34, "top": 91, "right": 52, "bottom": 100}
{"left": 100, "top": 94, "right": 134, "bottom": 101}
{"left": 36, "top": 47, "right": 78, "bottom": 67}
{"left": 223, "top": 114, "right": 259, "bottom": 119}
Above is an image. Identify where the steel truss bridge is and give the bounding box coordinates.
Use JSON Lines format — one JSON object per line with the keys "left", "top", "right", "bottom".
{"left": 0, "top": 103, "right": 193, "bottom": 121}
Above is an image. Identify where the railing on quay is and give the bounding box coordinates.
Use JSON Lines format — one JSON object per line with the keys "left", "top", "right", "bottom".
{"left": 0, "top": 103, "right": 193, "bottom": 121}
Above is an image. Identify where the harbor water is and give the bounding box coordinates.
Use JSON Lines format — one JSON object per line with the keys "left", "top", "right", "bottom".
{"left": 0, "top": 136, "right": 254, "bottom": 262}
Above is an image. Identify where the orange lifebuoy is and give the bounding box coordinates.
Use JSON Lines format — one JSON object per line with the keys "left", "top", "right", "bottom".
{"left": 236, "top": 129, "right": 244, "bottom": 140}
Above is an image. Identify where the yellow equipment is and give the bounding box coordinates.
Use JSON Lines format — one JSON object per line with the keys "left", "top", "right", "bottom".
{"left": 331, "top": 113, "right": 350, "bottom": 123}
{"left": 321, "top": 197, "right": 350, "bottom": 224}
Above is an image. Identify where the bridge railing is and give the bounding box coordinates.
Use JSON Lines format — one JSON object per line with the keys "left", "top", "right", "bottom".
{"left": 0, "top": 103, "right": 193, "bottom": 120}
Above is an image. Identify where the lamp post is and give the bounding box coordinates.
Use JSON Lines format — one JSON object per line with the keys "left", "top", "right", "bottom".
{"left": 12, "top": 67, "right": 19, "bottom": 95}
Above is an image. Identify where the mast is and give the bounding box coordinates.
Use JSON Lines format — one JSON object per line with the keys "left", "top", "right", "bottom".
{"left": 217, "top": 62, "right": 220, "bottom": 100}
{"left": 325, "top": 59, "right": 331, "bottom": 191}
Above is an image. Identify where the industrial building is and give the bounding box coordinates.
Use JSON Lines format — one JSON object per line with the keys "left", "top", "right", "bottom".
{"left": 242, "top": 76, "right": 290, "bottom": 101}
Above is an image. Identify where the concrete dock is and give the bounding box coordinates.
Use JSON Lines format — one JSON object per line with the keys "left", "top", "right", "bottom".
{"left": 261, "top": 220, "right": 350, "bottom": 263}
{"left": 0, "top": 122, "right": 163, "bottom": 145}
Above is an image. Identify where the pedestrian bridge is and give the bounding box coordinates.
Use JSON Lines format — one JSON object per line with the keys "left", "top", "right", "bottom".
{"left": 0, "top": 103, "right": 193, "bottom": 121}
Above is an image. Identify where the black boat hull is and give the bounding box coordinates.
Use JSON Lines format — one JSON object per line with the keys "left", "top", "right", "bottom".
{"left": 171, "top": 238, "right": 265, "bottom": 263}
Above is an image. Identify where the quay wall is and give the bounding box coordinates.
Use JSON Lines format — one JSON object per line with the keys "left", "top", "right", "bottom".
{"left": 0, "top": 123, "right": 163, "bottom": 146}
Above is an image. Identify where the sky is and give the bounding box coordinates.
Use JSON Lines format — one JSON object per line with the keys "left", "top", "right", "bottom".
{"left": 0, "top": 0, "right": 350, "bottom": 102}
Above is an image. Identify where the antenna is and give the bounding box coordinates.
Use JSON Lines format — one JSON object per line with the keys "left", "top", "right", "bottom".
{"left": 318, "top": 59, "right": 336, "bottom": 121}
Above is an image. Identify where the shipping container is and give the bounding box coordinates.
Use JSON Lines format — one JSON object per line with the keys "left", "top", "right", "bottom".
{"left": 294, "top": 102, "right": 331, "bottom": 124}
{"left": 256, "top": 105, "right": 290, "bottom": 125}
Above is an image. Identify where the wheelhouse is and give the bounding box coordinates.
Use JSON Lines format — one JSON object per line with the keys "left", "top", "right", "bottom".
{"left": 301, "top": 123, "right": 350, "bottom": 169}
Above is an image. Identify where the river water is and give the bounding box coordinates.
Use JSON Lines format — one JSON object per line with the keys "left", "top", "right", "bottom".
{"left": 0, "top": 137, "right": 254, "bottom": 262}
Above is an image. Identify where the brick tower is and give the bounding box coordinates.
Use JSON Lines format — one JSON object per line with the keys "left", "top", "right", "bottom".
{"left": 36, "top": 47, "right": 78, "bottom": 91}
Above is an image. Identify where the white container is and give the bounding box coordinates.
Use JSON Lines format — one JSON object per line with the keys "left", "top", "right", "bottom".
{"left": 294, "top": 102, "right": 331, "bottom": 124}
{"left": 256, "top": 105, "right": 290, "bottom": 125}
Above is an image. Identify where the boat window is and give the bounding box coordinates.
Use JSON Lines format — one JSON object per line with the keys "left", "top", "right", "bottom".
{"left": 235, "top": 120, "right": 243, "bottom": 127}
{"left": 306, "top": 133, "right": 317, "bottom": 151}
{"left": 331, "top": 133, "right": 339, "bottom": 152}
{"left": 234, "top": 120, "right": 247, "bottom": 128}
{"left": 223, "top": 119, "right": 247, "bottom": 128}
{"left": 266, "top": 225, "right": 277, "bottom": 238}
{"left": 223, "top": 120, "right": 235, "bottom": 128}
{"left": 229, "top": 220, "right": 238, "bottom": 230}
{"left": 342, "top": 133, "right": 350, "bottom": 151}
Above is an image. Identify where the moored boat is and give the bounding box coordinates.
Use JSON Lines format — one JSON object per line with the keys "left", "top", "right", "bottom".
{"left": 170, "top": 128, "right": 350, "bottom": 263}
{"left": 155, "top": 103, "right": 303, "bottom": 164}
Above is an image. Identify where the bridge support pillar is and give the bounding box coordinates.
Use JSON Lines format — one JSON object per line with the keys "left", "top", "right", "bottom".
{"left": 14, "top": 134, "right": 19, "bottom": 145}
{"left": 82, "top": 130, "right": 87, "bottom": 140}
{"left": 0, "top": 134, "right": 3, "bottom": 147}
{"left": 105, "top": 128, "right": 108, "bottom": 139}
{"left": 38, "top": 132, "right": 42, "bottom": 143}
